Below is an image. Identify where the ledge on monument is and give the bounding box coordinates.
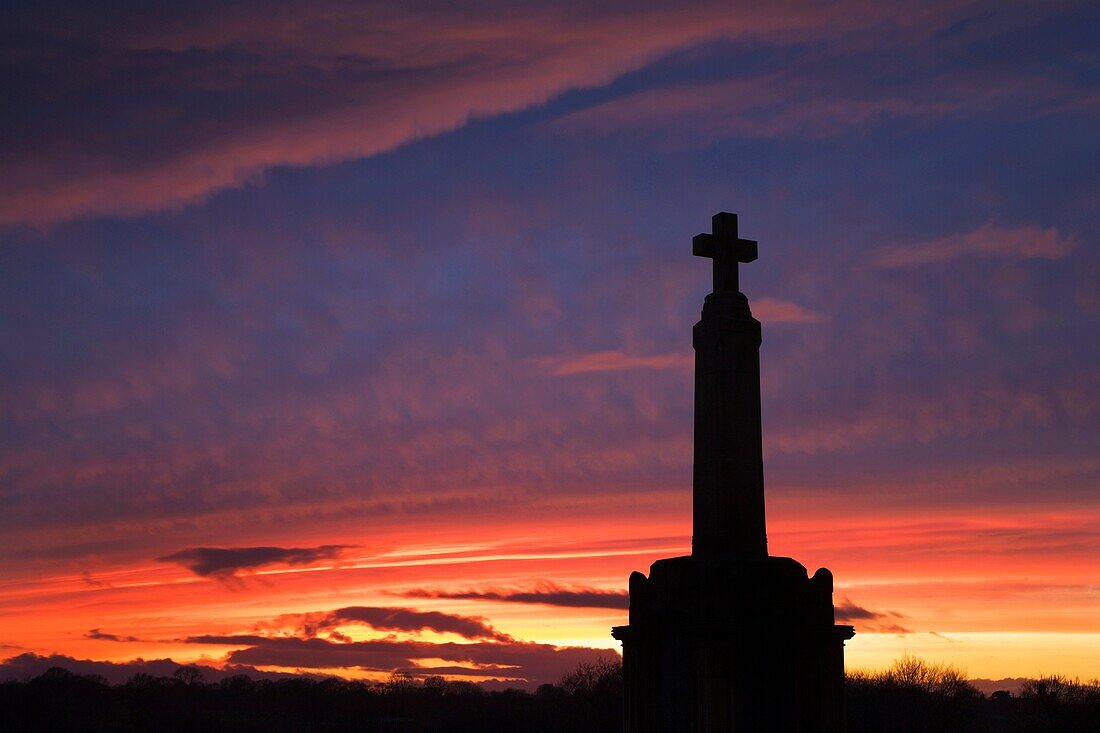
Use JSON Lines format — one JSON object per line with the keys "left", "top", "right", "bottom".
{"left": 626, "top": 554, "right": 838, "bottom": 629}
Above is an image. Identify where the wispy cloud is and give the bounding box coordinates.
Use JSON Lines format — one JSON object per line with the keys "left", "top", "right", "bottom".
{"left": 834, "top": 598, "right": 911, "bottom": 634}
{"left": 81, "top": 572, "right": 112, "bottom": 589}
{"left": 551, "top": 75, "right": 955, "bottom": 143}
{"left": 872, "top": 223, "right": 1077, "bottom": 269}
{"left": 399, "top": 582, "right": 629, "bottom": 610}
{"left": 540, "top": 351, "right": 691, "bottom": 377}
{"left": 752, "top": 297, "right": 823, "bottom": 324}
{"left": 1, "top": 1, "right": 948, "bottom": 226}
{"left": 84, "top": 629, "right": 143, "bottom": 643}
{"left": 264, "top": 606, "right": 512, "bottom": 642}
{"left": 549, "top": 41, "right": 1098, "bottom": 147}
{"left": 157, "top": 545, "right": 355, "bottom": 579}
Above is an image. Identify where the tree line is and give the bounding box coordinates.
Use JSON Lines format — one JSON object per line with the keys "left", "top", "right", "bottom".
{"left": 2, "top": 655, "right": 1098, "bottom": 732}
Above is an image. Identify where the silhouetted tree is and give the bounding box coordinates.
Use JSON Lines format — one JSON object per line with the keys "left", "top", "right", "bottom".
{"left": 172, "top": 665, "right": 204, "bottom": 685}
{"left": 1016, "top": 675, "right": 1100, "bottom": 732}
{"left": 846, "top": 655, "right": 982, "bottom": 733}
{"left": 4, "top": 656, "right": 1099, "bottom": 732}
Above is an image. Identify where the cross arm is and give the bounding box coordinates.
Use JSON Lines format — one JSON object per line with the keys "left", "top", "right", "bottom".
{"left": 692, "top": 212, "right": 758, "bottom": 262}
{"left": 692, "top": 233, "right": 758, "bottom": 263}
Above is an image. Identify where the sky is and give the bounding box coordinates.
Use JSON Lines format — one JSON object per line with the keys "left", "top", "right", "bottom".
{"left": 1, "top": 0, "right": 1098, "bottom": 689}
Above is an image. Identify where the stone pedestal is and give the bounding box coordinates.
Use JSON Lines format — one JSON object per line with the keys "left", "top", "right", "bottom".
{"left": 613, "top": 555, "right": 854, "bottom": 732}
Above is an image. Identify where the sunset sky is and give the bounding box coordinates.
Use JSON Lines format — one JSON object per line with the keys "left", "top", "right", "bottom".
{"left": 1, "top": 1, "right": 1097, "bottom": 689}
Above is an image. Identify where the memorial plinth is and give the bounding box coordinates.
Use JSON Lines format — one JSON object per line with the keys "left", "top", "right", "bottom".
{"left": 613, "top": 213, "right": 854, "bottom": 732}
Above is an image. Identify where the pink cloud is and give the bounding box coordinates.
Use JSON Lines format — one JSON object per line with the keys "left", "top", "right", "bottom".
{"left": 753, "top": 297, "right": 822, "bottom": 324}
{"left": 2, "top": 1, "right": 997, "bottom": 226}
{"left": 548, "top": 48, "right": 1095, "bottom": 146}
{"left": 873, "top": 223, "right": 1078, "bottom": 268}
{"left": 551, "top": 76, "right": 955, "bottom": 143}
{"left": 766, "top": 375, "right": 1098, "bottom": 455}
{"left": 540, "top": 350, "right": 692, "bottom": 376}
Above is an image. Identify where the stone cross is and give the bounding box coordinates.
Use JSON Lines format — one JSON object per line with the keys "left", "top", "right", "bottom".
{"left": 692, "top": 212, "right": 757, "bottom": 293}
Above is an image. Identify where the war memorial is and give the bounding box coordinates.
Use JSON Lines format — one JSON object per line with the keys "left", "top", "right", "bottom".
{"left": 613, "top": 213, "right": 855, "bottom": 732}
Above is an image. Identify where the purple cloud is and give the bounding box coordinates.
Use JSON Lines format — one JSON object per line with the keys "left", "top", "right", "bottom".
{"left": 2, "top": 1, "right": 948, "bottom": 226}
{"left": 185, "top": 634, "right": 615, "bottom": 687}
{"left": 275, "top": 606, "right": 512, "bottom": 642}
{"left": 834, "top": 599, "right": 911, "bottom": 634}
{"left": 85, "top": 629, "right": 142, "bottom": 643}
{"left": 0, "top": 653, "right": 311, "bottom": 685}
{"left": 157, "top": 545, "right": 355, "bottom": 578}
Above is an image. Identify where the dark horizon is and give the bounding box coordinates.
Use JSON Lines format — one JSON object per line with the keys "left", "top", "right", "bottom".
{"left": 4, "top": 654, "right": 1099, "bottom": 732}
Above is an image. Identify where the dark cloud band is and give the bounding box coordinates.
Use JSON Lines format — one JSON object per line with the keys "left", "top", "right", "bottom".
{"left": 157, "top": 545, "right": 354, "bottom": 577}
{"left": 279, "top": 606, "right": 512, "bottom": 642}
{"left": 185, "top": 634, "right": 614, "bottom": 687}
{"left": 399, "top": 583, "right": 629, "bottom": 610}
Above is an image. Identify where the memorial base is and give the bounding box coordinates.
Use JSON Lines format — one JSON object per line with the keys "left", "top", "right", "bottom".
{"left": 613, "top": 554, "right": 854, "bottom": 732}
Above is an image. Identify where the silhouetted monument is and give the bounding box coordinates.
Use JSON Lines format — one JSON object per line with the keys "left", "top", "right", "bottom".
{"left": 613, "top": 213, "right": 854, "bottom": 731}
